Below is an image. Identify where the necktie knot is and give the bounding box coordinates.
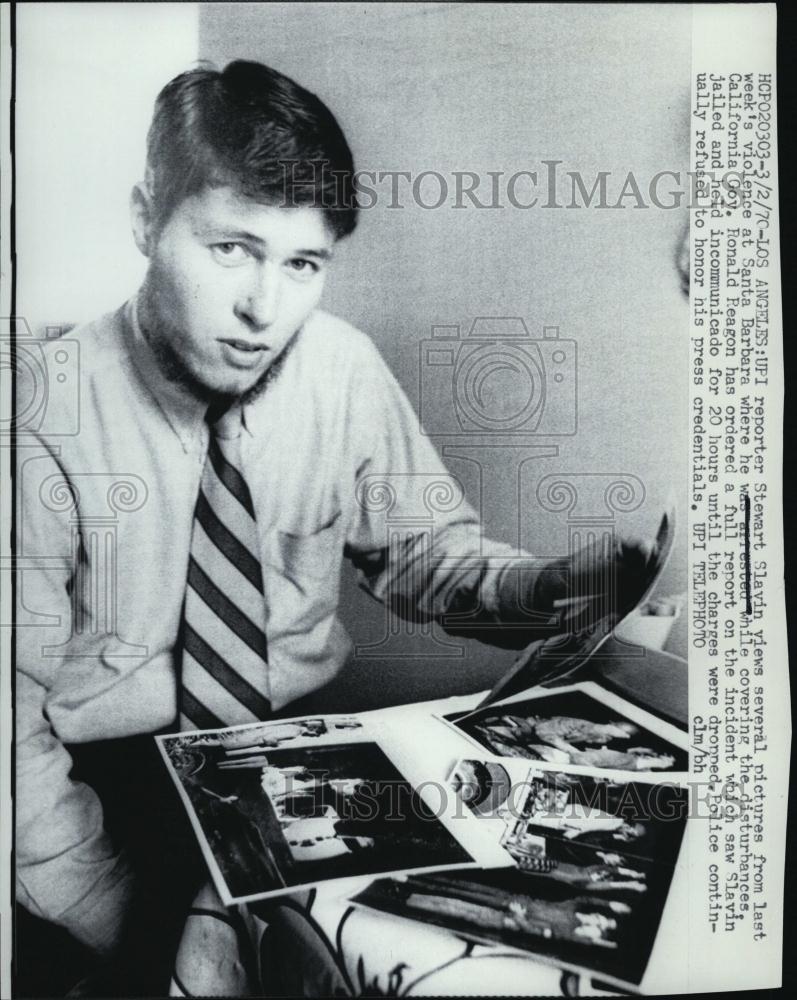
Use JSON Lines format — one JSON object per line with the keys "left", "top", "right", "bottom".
{"left": 206, "top": 401, "right": 243, "bottom": 441}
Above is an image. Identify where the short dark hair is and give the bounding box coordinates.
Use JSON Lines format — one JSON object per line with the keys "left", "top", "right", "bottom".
{"left": 145, "top": 60, "right": 358, "bottom": 239}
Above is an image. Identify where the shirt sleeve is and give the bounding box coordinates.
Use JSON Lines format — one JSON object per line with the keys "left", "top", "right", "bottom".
{"left": 343, "top": 341, "right": 547, "bottom": 649}
{"left": 15, "top": 443, "right": 135, "bottom": 955}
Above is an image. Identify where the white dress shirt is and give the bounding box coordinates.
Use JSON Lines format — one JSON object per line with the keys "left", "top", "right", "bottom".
{"left": 15, "top": 298, "right": 539, "bottom": 953}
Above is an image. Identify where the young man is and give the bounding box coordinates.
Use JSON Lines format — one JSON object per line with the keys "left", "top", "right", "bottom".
{"left": 15, "top": 60, "right": 655, "bottom": 992}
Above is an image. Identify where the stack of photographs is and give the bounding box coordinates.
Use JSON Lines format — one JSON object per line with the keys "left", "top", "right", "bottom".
{"left": 158, "top": 683, "right": 690, "bottom": 987}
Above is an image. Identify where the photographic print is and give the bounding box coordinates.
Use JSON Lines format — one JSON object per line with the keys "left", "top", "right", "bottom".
{"left": 159, "top": 714, "right": 364, "bottom": 752}
{"left": 353, "top": 831, "right": 681, "bottom": 988}
{"left": 499, "top": 771, "right": 687, "bottom": 870}
{"left": 441, "top": 683, "right": 688, "bottom": 773}
{"left": 449, "top": 760, "right": 687, "bottom": 868}
{"left": 160, "top": 738, "right": 476, "bottom": 903}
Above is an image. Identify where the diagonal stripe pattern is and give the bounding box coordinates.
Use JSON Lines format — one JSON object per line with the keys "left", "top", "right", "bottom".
{"left": 178, "top": 406, "right": 271, "bottom": 730}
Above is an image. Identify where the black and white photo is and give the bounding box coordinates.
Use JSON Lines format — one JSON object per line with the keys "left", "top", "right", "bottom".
{"left": 160, "top": 736, "right": 477, "bottom": 903}
{"left": 353, "top": 834, "right": 681, "bottom": 989}
{"left": 442, "top": 683, "right": 689, "bottom": 773}
{"left": 2, "top": 3, "right": 785, "bottom": 998}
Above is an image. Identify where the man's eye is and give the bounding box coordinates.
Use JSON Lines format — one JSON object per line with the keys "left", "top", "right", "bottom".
{"left": 211, "top": 242, "right": 248, "bottom": 264}
{"left": 287, "top": 258, "right": 319, "bottom": 278}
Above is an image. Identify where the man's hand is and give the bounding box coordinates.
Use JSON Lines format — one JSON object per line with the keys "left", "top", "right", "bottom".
{"left": 531, "top": 512, "right": 672, "bottom": 628}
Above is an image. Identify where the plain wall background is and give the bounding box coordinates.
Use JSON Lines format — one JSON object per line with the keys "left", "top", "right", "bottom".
{"left": 200, "top": 3, "right": 692, "bottom": 710}
{"left": 15, "top": 3, "right": 199, "bottom": 328}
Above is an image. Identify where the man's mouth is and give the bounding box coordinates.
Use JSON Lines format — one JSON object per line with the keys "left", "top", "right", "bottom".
{"left": 217, "top": 338, "right": 273, "bottom": 371}
{"left": 219, "top": 338, "right": 269, "bottom": 353}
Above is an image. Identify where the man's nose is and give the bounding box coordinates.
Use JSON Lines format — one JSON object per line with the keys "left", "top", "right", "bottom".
{"left": 235, "top": 263, "right": 280, "bottom": 331}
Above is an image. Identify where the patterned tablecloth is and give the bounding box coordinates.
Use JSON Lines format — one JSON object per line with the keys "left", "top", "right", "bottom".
{"left": 169, "top": 881, "right": 579, "bottom": 997}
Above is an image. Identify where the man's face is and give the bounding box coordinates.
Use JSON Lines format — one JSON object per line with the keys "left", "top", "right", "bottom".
{"left": 137, "top": 185, "right": 335, "bottom": 399}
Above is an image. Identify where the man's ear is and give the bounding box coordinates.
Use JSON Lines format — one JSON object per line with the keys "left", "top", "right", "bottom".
{"left": 130, "top": 181, "right": 156, "bottom": 257}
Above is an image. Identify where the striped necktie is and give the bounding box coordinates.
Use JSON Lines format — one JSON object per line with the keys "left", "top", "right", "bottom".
{"left": 178, "top": 404, "right": 272, "bottom": 730}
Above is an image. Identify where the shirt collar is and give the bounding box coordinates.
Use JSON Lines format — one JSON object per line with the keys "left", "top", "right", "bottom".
{"left": 123, "top": 294, "right": 253, "bottom": 451}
